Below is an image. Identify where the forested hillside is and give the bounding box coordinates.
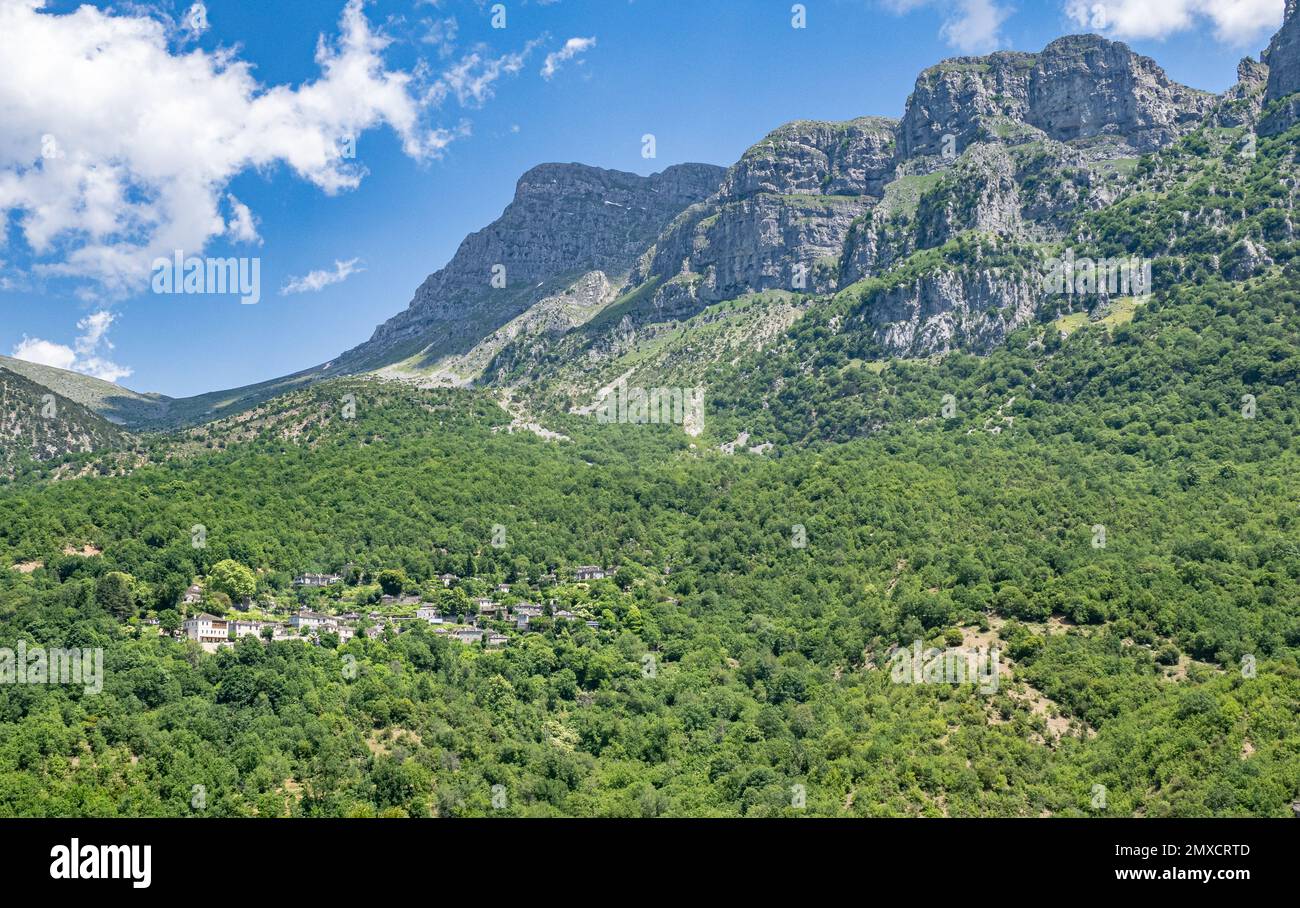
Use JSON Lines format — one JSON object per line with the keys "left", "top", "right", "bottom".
{"left": 0, "top": 366, "right": 134, "bottom": 481}
{"left": 1, "top": 272, "right": 1296, "bottom": 814}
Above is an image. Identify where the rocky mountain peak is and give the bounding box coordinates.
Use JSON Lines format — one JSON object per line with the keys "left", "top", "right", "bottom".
{"left": 332, "top": 161, "right": 725, "bottom": 371}
{"left": 443, "top": 161, "right": 726, "bottom": 292}
{"left": 1238, "top": 56, "right": 1270, "bottom": 87}
{"left": 631, "top": 117, "right": 901, "bottom": 309}
{"left": 900, "top": 34, "right": 1213, "bottom": 159}
{"left": 724, "top": 116, "right": 899, "bottom": 199}
{"left": 1207, "top": 57, "right": 1271, "bottom": 128}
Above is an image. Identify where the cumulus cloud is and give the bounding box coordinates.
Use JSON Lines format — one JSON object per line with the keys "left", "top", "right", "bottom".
{"left": 280, "top": 258, "right": 364, "bottom": 295}
{"left": 0, "top": 0, "right": 461, "bottom": 295}
{"left": 884, "top": 0, "right": 1011, "bottom": 53}
{"left": 541, "top": 36, "right": 596, "bottom": 80}
{"left": 1064, "top": 0, "right": 1286, "bottom": 45}
{"left": 11, "top": 337, "right": 76, "bottom": 372}
{"left": 12, "top": 309, "right": 133, "bottom": 383}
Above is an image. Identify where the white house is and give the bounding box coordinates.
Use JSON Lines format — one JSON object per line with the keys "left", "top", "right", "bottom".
{"left": 230, "top": 620, "right": 267, "bottom": 639}
{"left": 289, "top": 611, "right": 332, "bottom": 630}
{"left": 574, "top": 566, "right": 607, "bottom": 581}
{"left": 294, "top": 573, "right": 342, "bottom": 587}
{"left": 183, "top": 614, "right": 228, "bottom": 643}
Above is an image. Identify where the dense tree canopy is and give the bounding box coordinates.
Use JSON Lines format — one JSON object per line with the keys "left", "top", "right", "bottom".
{"left": 0, "top": 120, "right": 1295, "bottom": 818}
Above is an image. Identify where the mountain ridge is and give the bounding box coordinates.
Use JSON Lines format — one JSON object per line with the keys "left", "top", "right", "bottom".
{"left": 8, "top": 18, "right": 1299, "bottom": 434}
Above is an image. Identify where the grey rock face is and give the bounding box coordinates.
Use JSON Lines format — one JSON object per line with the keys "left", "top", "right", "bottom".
{"left": 899, "top": 35, "right": 1213, "bottom": 159}
{"left": 622, "top": 34, "right": 1209, "bottom": 354}
{"left": 899, "top": 51, "right": 1036, "bottom": 159}
{"left": 856, "top": 267, "right": 1041, "bottom": 357}
{"left": 1266, "top": 0, "right": 1300, "bottom": 103}
{"left": 1209, "top": 58, "right": 1270, "bottom": 129}
{"left": 1028, "top": 36, "right": 1212, "bottom": 148}
{"left": 336, "top": 162, "right": 724, "bottom": 369}
{"left": 725, "top": 118, "right": 898, "bottom": 198}
{"left": 840, "top": 139, "right": 1096, "bottom": 287}
{"left": 915, "top": 144, "right": 1024, "bottom": 248}
{"left": 1261, "top": 0, "right": 1300, "bottom": 135}
{"left": 636, "top": 118, "right": 898, "bottom": 309}
{"left": 840, "top": 207, "right": 916, "bottom": 286}
{"left": 444, "top": 162, "right": 725, "bottom": 291}
{"left": 653, "top": 194, "right": 873, "bottom": 297}
{"left": 335, "top": 26, "right": 1255, "bottom": 393}
{"left": 346, "top": 31, "right": 1222, "bottom": 379}
{"left": 1227, "top": 237, "right": 1276, "bottom": 280}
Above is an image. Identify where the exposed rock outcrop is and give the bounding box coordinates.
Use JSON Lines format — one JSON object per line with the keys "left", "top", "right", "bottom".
{"left": 899, "top": 35, "right": 1213, "bottom": 160}
{"left": 1266, "top": 0, "right": 1300, "bottom": 102}
{"left": 634, "top": 118, "right": 898, "bottom": 310}
{"left": 725, "top": 117, "right": 898, "bottom": 198}
{"left": 336, "top": 162, "right": 725, "bottom": 370}
{"left": 852, "top": 266, "right": 1041, "bottom": 357}
{"left": 1209, "top": 58, "right": 1270, "bottom": 129}
{"left": 1261, "top": 0, "right": 1300, "bottom": 136}
{"left": 914, "top": 144, "right": 1025, "bottom": 247}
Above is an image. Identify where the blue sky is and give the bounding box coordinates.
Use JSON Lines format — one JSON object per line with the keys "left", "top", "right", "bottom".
{"left": 0, "top": 0, "right": 1288, "bottom": 397}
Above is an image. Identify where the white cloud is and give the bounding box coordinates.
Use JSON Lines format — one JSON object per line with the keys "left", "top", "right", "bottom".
{"left": 422, "top": 15, "right": 459, "bottom": 58}
{"left": 74, "top": 355, "right": 134, "bottom": 384}
{"left": 944, "top": 0, "right": 1012, "bottom": 52}
{"left": 427, "top": 40, "right": 543, "bottom": 108}
{"left": 280, "top": 258, "right": 364, "bottom": 295}
{"left": 225, "top": 195, "right": 261, "bottom": 245}
{"left": 12, "top": 308, "right": 133, "bottom": 383}
{"left": 74, "top": 310, "right": 114, "bottom": 355}
{"left": 1064, "top": 0, "right": 1286, "bottom": 44}
{"left": 884, "top": 0, "right": 1011, "bottom": 53}
{"left": 0, "top": 0, "right": 461, "bottom": 295}
{"left": 12, "top": 336, "right": 75, "bottom": 371}
{"left": 541, "top": 36, "right": 596, "bottom": 80}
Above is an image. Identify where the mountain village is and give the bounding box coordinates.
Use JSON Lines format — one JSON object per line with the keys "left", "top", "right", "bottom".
{"left": 166, "top": 565, "right": 611, "bottom": 653}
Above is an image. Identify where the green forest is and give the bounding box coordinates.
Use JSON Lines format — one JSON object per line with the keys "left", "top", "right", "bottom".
{"left": 0, "top": 118, "right": 1297, "bottom": 819}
